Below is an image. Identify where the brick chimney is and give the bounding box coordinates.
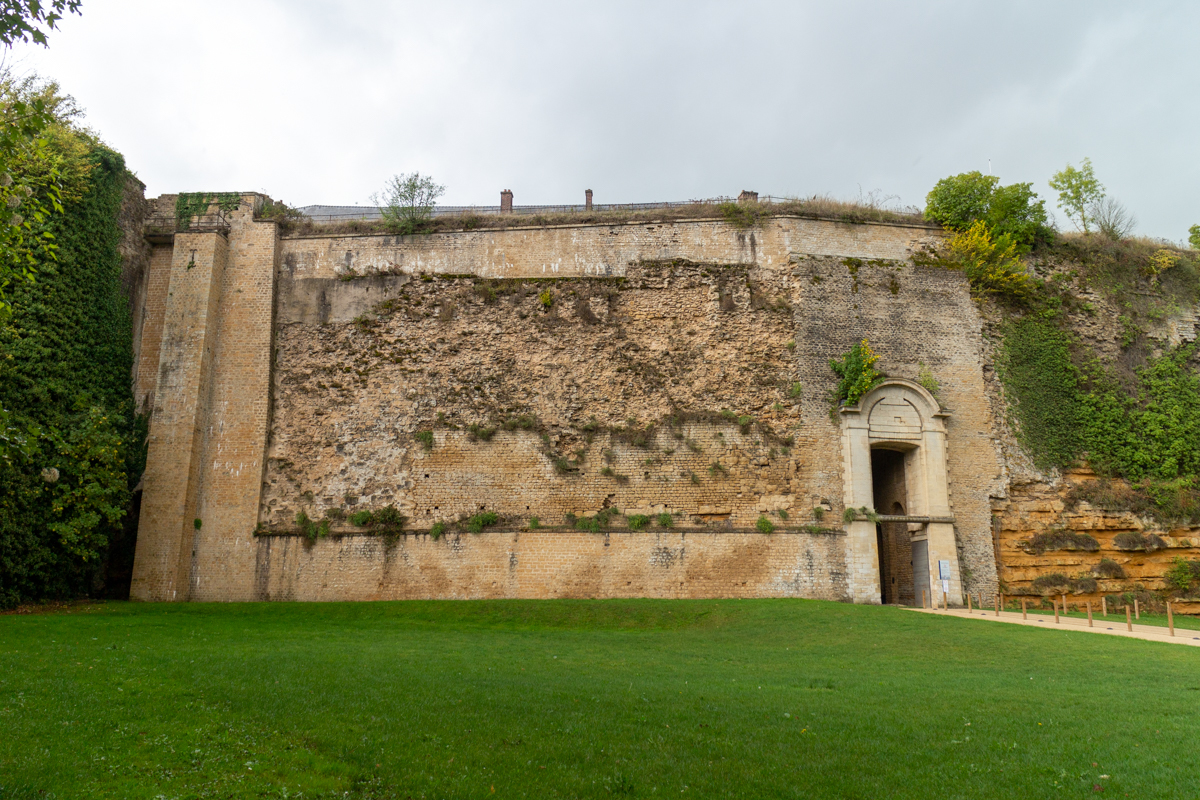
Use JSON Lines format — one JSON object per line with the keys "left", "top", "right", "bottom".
{"left": 737, "top": 190, "right": 758, "bottom": 204}
{"left": 585, "top": 189, "right": 593, "bottom": 210}
{"left": 500, "top": 190, "right": 513, "bottom": 213}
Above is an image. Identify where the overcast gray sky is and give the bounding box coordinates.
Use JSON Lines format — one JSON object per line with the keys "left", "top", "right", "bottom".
{"left": 7, "top": 1, "right": 1198, "bottom": 239}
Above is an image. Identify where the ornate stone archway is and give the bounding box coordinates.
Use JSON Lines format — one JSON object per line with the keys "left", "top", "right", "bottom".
{"left": 839, "top": 379, "right": 961, "bottom": 605}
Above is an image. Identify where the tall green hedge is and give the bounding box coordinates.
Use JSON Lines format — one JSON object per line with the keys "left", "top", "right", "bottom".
{"left": 0, "top": 144, "right": 143, "bottom": 607}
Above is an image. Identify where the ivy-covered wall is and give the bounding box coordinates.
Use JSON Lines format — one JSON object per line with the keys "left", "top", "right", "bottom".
{"left": 993, "top": 237, "right": 1200, "bottom": 515}
{"left": 0, "top": 144, "right": 145, "bottom": 607}
{"left": 987, "top": 235, "right": 1200, "bottom": 602}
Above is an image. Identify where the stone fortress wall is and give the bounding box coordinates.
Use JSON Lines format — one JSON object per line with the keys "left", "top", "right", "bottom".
{"left": 127, "top": 193, "right": 1020, "bottom": 604}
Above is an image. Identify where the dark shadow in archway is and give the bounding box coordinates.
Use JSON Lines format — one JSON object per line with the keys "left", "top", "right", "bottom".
{"left": 871, "top": 448, "right": 913, "bottom": 606}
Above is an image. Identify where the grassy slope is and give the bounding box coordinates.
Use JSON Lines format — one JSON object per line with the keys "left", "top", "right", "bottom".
{"left": 1, "top": 599, "right": 1197, "bottom": 799}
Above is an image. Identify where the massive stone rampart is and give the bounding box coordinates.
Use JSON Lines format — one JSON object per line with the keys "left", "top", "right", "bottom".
{"left": 130, "top": 196, "right": 1015, "bottom": 604}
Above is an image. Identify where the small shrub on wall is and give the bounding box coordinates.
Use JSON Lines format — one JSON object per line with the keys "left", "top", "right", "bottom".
{"left": 1165, "top": 558, "right": 1200, "bottom": 595}
{"left": 828, "top": 339, "right": 885, "bottom": 409}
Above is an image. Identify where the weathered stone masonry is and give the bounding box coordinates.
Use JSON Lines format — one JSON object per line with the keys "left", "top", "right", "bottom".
{"left": 130, "top": 196, "right": 1012, "bottom": 604}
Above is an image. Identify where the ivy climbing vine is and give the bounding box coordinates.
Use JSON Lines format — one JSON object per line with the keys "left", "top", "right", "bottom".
{"left": 175, "top": 191, "right": 242, "bottom": 231}
{"left": 0, "top": 131, "right": 143, "bottom": 607}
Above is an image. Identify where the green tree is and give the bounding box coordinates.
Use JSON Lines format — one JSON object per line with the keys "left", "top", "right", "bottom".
{"left": 924, "top": 171, "right": 1049, "bottom": 247}
{"left": 0, "top": 0, "right": 82, "bottom": 46}
{"left": 924, "top": 171, "right": 997, "bottom": 231}
{"left": 1188, "top": 223, "right": 1200, "bottom": 250}
{"left": 1048, "top": 158, "right": 1104, "bottom": 233}
{"left": 986, "top": 182, "right": 1051, "bottom": 245}
{"left": 373, "top": 172, "right": 445, "bottom": 235}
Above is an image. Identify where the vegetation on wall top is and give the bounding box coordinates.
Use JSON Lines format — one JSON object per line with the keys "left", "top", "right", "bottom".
{"left": 174, "top": 191, "right": 241, "bottom": 231}
{"left": 924, "top": 170, "right": 1051, "bottom": 247}
{"left": 373, "top": 172, "right": 445, "bottom": 235}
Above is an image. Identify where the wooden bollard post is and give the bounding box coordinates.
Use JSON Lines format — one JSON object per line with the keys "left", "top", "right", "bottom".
{"left": 1087, "top": 601, "right": 1093, "bottom": 627}
{"left": 1135, "top": 598, "right": 1140, "bottom": 619}
{"left": 1062, "top": 594, "right": 1068, "bottom": 616}
{"left": 1054, "top": 599, "right": 1060, "bottom": 624}
{"left": 995, "top": 594, "right": 1000, "bottom": 617}
{"left": 1168, "top": 602, "right": 1175, "bottom": 637}
{"left": 1102, "top": 596, "right": 1107, "bottom": 617}
{"left": 977, "top": 592, "right": 983, "bottom": 609}
{"left": 922, "top": 589, "right": 928, "bottom": 609}
{"left": 1126, "top": 605, "right": 1132, "bottom": 632}
{"left": 1022, "top": 598, "right": 1027, "bottom": 620}
{"left": 967, "top": 594, "right": 972, "bottom": 611}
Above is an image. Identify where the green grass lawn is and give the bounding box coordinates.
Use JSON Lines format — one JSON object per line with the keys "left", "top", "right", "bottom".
{"left": 2, "top": 599, "right": 1198, "bottom": 799}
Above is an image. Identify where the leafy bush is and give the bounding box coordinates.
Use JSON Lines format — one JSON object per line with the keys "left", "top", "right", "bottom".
{"left": 347, "top": 506, "right": 405, "bottom": 536}
{"left": 924, "top": 171, "right": 1051, "bottom": 246}
{"left": 1189, "top": 223, "right": 1200, "bottom": 250}
{"left": 829, "top": 339, "right": 885, "bottom": 408}
{"left": 528, "top": 516, "right": 539, "bottom": 530}
{"left": 429, "top": 521, "right": 446, "bottom": 540}
{"left": 373, "top": 172, "right": 445, "bottom": 235}
{"left": 467, "top": 423, "right": 497, "bottom": 442}
{"left": 1165, "top": 558, "right": 1200, "bottom": 593}
{"left": 466, "top": 511, "right": 499, "bottom": 534}
{"left": 295, "top": 512, "right": 329, "bottom": 542}
{"left": 940, "top": 222, "right": 1036, "bottom": 302}
{"left": 628, "top": 514, "right": 650, "bottom": 531}
{"left": 656, "top": 513, "right": 673, "bottom": 528}
{"left": 755, "top": 516, "right": 775, "bottom": 534}
{"left": 917, "top": 362, "right": 940, "bottom": 398}
{"left": 373, "top": 506, "right": 406, "bottom": 531}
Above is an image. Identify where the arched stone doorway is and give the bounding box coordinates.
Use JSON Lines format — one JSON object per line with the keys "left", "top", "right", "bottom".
{"left": 839, "top": 379, "right": 961, "bottom": 605}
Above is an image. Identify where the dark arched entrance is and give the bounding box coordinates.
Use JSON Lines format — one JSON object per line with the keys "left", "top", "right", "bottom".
{"left": 871, "top": 448, "right": 914, "bottom": 605}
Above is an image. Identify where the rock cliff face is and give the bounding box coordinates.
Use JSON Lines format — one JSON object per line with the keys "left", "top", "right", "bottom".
{"left": 981, "top": 238, "right": 1200, "bottom": 610}
{"left": 993, "top": 469, "right": 1200, "bottom": 607}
